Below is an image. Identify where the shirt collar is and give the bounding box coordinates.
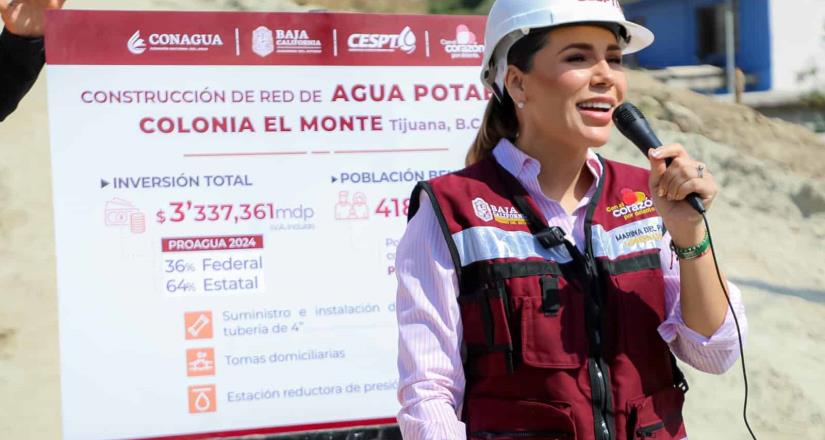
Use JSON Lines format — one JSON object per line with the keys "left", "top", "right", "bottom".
{"left": 492, "top": 138, "right": 603, "bottom": 187}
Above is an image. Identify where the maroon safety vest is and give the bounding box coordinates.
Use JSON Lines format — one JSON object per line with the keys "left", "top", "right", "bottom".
{"left": 409, "top": 154, "right": 688, "bottom": 440}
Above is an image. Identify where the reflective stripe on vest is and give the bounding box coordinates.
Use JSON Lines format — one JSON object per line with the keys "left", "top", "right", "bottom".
{"left": 453, "top": 217, "right": 664, "bottom": 266}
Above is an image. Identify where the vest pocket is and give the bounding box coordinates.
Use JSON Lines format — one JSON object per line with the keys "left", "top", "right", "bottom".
{"left": 520, "top": 279, "right": 587, "bottom": 369}
{"left": 467, "top": 397, "right": 576, "bottom": 440}
{"left": 459, "top": 287, "right": 513, "bottom": 356}
{"left": 626, "top": 386, "right": 687, "bottom": 439}
{"left": 614, "top": 270, "right": 668, "bottom": 357}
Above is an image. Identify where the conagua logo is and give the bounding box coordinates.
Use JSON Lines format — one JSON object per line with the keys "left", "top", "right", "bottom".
{"left": 347, "top": 26, "right": 416, "bottom": 54}
{"left": 607, "top": 188, "right": 656, "bottom": 220}
{"left": 472, "top": 197, "right": 526, "bottom": 225}
{"left": 127, "top": 30, "right": 225, "bottom": 55}
{"left": 128, "top": 31, "right": 147, "bottom": 55}
{"left": 440, "top": 25, "right": 484, "bottom": 59}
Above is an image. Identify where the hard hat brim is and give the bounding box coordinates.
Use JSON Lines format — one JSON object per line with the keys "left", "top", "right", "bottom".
{"left": 480, "top": 18, "right": 655, "bottom": 93}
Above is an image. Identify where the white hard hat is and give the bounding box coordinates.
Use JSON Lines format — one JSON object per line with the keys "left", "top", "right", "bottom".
{"left": 481, "top": 0, "right": 655, "bottom": 98}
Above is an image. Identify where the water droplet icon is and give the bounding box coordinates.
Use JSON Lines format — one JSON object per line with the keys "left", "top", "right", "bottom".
{"left": 194, "top": 391, "right": 211, "bottom": 411}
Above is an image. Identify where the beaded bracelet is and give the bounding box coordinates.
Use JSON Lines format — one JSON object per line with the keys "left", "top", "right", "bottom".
{"left": 670, "top": 230, "right": 711, "bottom": 261}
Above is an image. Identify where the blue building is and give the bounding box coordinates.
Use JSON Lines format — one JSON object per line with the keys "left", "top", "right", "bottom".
{"left": 622, "top": 0, "right": 825, "bottom": 95}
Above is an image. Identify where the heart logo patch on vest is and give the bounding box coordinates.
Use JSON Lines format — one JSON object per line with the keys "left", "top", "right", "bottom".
{"left": 606, "top": 188, "right": 656, "bottom": 221}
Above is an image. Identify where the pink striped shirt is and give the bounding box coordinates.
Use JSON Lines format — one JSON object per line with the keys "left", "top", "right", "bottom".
{"left": 395, "top": 139, "right": 747, "bottom": 439}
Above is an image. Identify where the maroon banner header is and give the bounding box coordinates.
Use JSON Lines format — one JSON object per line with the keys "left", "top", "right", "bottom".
{"left": 45, "top": 10, "right": 487, "bottom": 67}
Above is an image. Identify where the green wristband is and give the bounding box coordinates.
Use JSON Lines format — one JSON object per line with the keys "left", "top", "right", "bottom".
{"left": 670, "top": 230, "right": 711, "bottom": 260}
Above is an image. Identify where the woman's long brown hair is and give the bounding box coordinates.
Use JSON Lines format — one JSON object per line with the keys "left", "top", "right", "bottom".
{"left": 466, "top": 27, "right": 554, "bottom": 166}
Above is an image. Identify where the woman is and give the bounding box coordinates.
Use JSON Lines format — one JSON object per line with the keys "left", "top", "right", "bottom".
{"left": 395, "top": 1, "right": 748, "bottom": 439}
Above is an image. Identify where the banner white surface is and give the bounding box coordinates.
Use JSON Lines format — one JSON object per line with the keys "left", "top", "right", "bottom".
{"left": 45, "top": 10, "right": 487, "bottom": 440}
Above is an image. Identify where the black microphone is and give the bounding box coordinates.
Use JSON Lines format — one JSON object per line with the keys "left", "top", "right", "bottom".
{"left": 612, "top": 102, "right": 705, "bottom": 214}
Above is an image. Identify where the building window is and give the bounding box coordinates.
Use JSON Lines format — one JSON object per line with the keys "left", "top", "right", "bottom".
{"left": 696, "top": 3, "right": 740, "bottom": 65}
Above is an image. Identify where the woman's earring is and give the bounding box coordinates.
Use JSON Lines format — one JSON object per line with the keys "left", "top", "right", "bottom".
{"left": 517, "top": 101, "right": 525, "bottom": 109}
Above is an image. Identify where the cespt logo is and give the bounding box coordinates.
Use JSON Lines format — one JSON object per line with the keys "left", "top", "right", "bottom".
{"left": 607, "top": 188, "right": 656, "bottom": 220}
{"left": 440, "top": 25, "right": 484, "bottom": 59}
{"left": 347, "top": 26, "right": 416, "bottom": 54}
{"left": 472, "top": 197, "right": 526, "bottom": 225}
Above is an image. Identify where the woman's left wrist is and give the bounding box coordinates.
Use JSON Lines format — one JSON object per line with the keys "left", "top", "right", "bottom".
{"left": 670, "top": 229, "right": 711, "bottom": 261}
{"left": 668, "top": 225, "right": 706, "bottom": 249}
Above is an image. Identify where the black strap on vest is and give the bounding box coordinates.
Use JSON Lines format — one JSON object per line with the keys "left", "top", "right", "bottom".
{"left": 461, "top": 260, "right": 562, "bottom": 292}
{"left": 408, "top": 182, "right": 464, "bottom": 285}
{"left": 597, "top": 252, "right": 661, "bottom": 275}
{"left": 540, "top": 277, "right": 561, "bottom": 316}
{"left": 671, "top": 354, "right": 690, "bottom": 393}
{"left": 491, "top": 161, "right": 595, "bottom": 287}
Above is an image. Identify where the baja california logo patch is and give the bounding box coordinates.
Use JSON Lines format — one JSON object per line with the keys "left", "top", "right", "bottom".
{"left": 472, "top": 198, "right": 526, "bottom": 225}
{"left": 472, "top": 198, "right": 493, "bottom": 222}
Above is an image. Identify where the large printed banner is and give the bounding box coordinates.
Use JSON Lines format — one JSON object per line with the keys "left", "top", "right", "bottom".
{"left": 45, "top": 10, "right": 487, "bottom": 440}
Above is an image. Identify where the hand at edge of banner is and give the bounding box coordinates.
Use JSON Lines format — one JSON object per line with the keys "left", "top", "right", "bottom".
{"left": 1, "top": 0, "right": 66, "bottom": 38}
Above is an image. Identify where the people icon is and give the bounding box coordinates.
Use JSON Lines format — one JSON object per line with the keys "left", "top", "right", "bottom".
{"left": 335, "top": 191, "right": 369, "bottom": 220}
{"left": 351, "top": 192, "right": 369, "bottom": 219}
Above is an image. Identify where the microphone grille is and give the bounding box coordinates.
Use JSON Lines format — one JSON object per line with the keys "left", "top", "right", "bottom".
{"left": 612, "top": 102, "right": 646, "bottom": 127}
